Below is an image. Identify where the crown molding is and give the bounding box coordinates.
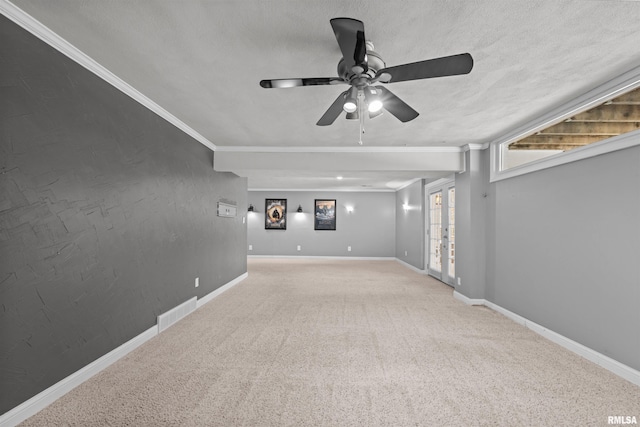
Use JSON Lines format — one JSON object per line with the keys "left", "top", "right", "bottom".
{"left": 394, "top": 177, "right": 423, "bottom": 191}
{"left": 464, "top": 143, "right": 490, "bottom": 151}
{"left": 0, "top": 0, "right": 217, "bottom": 152}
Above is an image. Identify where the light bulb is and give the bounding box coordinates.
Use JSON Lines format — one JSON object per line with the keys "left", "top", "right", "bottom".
{"left": 343, "top": 100, "right": 357, "bottom": 113}
{"left": 364, "top": 87, "right": 383, "bottom": 113}
{"left": 368, "top": 99, "right": 383, "bottom": 113}
{"left": 343, "top": 86, "right": 359, "bottom": 113}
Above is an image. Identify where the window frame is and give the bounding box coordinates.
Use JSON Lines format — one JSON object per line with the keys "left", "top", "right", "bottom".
{"left": 490, "top": 64, "right": 640, "bottom": 183}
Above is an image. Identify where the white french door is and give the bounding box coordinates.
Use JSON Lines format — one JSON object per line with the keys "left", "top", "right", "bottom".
{"left": 428, "top": 191, "right": 443, "bottom": 280}
{"left": 426, "top": 180, "right": 455, "bottom": 286}
{"left": 446, "top": 187, "right": 455, "bottom": 283}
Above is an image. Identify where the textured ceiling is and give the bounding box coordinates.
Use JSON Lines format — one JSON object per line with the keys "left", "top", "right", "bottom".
{"left": 6, "top": 0, "right": 640, "bottom": 190}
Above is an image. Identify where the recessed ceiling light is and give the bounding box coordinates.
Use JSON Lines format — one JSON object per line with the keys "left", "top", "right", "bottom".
{"left": 336, "top": 176, "right": 343, "bottom": 180}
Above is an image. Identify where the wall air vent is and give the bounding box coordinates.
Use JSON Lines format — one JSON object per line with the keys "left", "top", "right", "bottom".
{"left": 157, "top": 297, "right": 197, "bottom": 333}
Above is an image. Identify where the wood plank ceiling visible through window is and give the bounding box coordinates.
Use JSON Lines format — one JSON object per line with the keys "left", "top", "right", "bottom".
{"left": 509, "top": 86, "right": 640, "bottom": 151}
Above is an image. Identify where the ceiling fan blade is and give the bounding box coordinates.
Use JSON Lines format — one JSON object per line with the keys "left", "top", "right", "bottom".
{"left": 260, "top": 77, "right": 344, "bottom": 88}
{"left": 317, "top": 91, "right": 348, "bottom": 126}
{"left": 330, "top": 18, "right": 367, "bottom": 72}
{"left": 376, "top": 87, "right": 419, "bottom": 122}
{"left": 377, "top": 53, "right": 473, "bottom": 83}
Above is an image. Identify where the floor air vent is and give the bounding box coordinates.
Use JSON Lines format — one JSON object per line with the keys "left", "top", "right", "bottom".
{"left": 157, "top": 297, "right": 197, "bottom": 333}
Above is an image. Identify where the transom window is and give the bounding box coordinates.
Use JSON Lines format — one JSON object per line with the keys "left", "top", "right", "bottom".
{"left": 501, "top": 86, "right": 640, "bottom": 171}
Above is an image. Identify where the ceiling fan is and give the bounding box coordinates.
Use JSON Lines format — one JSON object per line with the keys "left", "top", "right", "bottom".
{"left": 260, "top": 17, "right": 474, "bottom": 128}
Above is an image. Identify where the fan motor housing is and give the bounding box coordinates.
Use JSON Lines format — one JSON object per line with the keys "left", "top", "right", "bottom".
{"left": 337, "top": 42, "right": 386, "bottom": 82}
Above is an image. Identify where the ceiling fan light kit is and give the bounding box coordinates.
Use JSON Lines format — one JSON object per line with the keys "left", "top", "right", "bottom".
{"left": 343, "top": 86, "right": 359, "bottom": 113}
{"left": 364, "top": 87, "right": 383, "bottom": 113}
{"left": 260, "top": 17, "right": 474, "bottom": 143}
{"left": 345, "top": 111, "right": 359, "bottom": 120}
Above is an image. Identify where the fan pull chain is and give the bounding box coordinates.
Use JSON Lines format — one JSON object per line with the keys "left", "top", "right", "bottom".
{"left": 358, "top": 92, "right": 364, "bottom": 145}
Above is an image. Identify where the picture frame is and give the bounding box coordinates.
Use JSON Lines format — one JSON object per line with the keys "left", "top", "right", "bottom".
{"left": 314, "top": 199, "right": 336, "bottom": 230}
{"left": 265, "top": 199, "right": 287, "bottom": 230}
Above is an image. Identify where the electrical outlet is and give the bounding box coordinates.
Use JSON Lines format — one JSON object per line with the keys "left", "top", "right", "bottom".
{"left": 347, "top": 246, "right": 351, "bottom": 252}
{"left": 405, "top": 250, "right": 408, "bottom": 256}
{"left": 249, "top": 244, "right": 253, "bottom": 251}
{"left": 195, "top": 277, "right": 199, "bottom": 288}
{"left": 457, "top": 277, "right": 461, "bottom": 286}
{"left": 297, "top": 245, "right": 301, "bottom": 251}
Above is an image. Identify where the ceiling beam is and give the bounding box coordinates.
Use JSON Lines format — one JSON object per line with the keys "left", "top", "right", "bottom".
{"left": 568, "top": 104, "right": 640, "bottom": 122}
{"left": 538, "top": 121, "right": 640, "bottom": 135}
{"left": 509, "top": 134, "right": 611, "bottom": 150}
{"left": 508, "top": 143, "right": 581, "bottom": 151}
{"left": 606, "top": 88, "right": 640, "bottom": 104}
{"left": 214, "top": 150, "right": 465, "bottom": 174}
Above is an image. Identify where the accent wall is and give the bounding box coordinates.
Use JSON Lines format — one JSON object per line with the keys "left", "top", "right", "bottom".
{"left": 0, "top": 15, "right": 247, "bottom": 414}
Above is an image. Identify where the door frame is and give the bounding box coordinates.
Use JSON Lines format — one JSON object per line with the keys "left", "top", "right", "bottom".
{"left": 424, "top": 176, "right": 455, "bottom": 286}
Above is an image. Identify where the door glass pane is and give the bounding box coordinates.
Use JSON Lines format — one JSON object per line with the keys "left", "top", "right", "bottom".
{"left": 448, "top": 188, "right": 455, "bottom": 279}
{"left": 429, "top": 192, "right": 442, "bottom": 273}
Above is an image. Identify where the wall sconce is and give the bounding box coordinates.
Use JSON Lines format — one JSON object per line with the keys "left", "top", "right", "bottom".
{"left": 248, "top": 204, "right": 254, "bottom": 212}
{"left": 402, "top": 203, "right": 410, "bottom": 212}
{"left": 297, "top": 205, "right": 303, "bottom": 213}
{"left": 346, "top": 206, "right": 354, "bottom": 214}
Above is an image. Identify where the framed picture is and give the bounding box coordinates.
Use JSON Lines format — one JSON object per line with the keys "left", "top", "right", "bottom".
{"left": 314, "top": 199, "right": 336, "bottom": 230}
{"left": 265, "top": 199, "right": 287, "bottom": 230}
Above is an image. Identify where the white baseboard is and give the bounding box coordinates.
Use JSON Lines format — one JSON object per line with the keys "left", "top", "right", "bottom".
{"left": 0, "top": 325, "right": 158, "bottom": 427}
{"left": 0, "top": 272, "right": 248, "bottom": 427}
{"left": 453, "top": 290, "right": 485, "bottom": 306}
{"left": 394, "top": 258, "right": 426, "bottom": 275}
{"left": 248, "top": 256, "right": 425, "bottom": 276}
{"left": 197, "top": 272, "right": 248, "bottom": 308}
{"left": 453, "top": 291, "right": 640, "bottom": 388}
{"left": 248, "top": 255, "right": 395, "bottom": 261}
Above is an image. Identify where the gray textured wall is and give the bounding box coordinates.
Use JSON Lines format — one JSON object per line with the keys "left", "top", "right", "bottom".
{"left": 0, "top": 16, "right": 247, "bottom": 414}
{"left": 486, "top": 144, "right": 640, "bottom": 371}
{"left": 455, "top": 149, "right": 489, "bottom": 298}
{"left": 395, "top": 180, "right": 425, "bottom": 270}
{"left": 247, "top": 191, "right": 395, "bottom": 257}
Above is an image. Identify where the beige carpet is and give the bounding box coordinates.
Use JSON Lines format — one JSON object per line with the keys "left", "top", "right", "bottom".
{"left": 21, "top": 259, "right": 640, "bottom": 426}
